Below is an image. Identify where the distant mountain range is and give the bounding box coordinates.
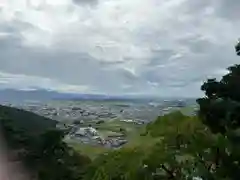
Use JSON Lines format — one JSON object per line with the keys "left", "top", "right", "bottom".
{"left": 0, "top": 89, "right": 110, "bottom": 103}
{"left": 0, "top": 89, "right": 196, "bottom": 104}
{"left": 0, "top": 89, "right": 148, "bottom": 103}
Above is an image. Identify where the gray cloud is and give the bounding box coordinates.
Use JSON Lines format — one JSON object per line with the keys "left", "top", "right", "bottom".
{"left": 72, "top": 0, "right": 98, "bottom": 6}
{"left": 0, "top": 0, "right": 239, "bottom": 97}
{"left": 216, "top": 0, "right": 240, "bottom": 21}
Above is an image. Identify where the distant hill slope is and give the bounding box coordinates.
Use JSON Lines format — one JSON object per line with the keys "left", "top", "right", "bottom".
{"left": 0, "top": 88, "right": 191, "bottom": 103}
{"left": 0, "top": 105, "right": 57, "bottom": 135}
{"left": 0, "top": 105, "right": 91, "bottom": 180}
{"left": 0, "top": 89, "right": 117, "bottom": 103}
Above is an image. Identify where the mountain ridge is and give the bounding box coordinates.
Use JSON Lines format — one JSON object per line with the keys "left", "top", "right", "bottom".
{"left": 0, "top": 88, "right": 196, "bottom": 103}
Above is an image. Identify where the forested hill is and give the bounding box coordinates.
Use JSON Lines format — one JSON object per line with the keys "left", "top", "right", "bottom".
{"left": 0, "top": 104, "right": 91, "bottom": 180}
{"left": 0, "top": 105, "right": 57, "bottom": 135}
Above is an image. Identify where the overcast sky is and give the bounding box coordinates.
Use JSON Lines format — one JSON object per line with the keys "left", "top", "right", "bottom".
{"left": 0, "top": 0, "right": 239, "bottom": 97}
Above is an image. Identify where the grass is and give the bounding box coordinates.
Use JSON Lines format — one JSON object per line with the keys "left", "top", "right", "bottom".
{"left": 68, "top": 130, "right": 157, "bottom": 159}
{"left": 67, "top": 119, "right": 147, "bottom": 159}
{"left": 180, "top": 105, "right": 198, "bottom": 115}
{"left": 69, "top": 142, "right": 109, "bottom": 159}
{"left": 66, "top": 107, "right": 197, "bottom": 159}
{"left": 64, "top": 106, "right": 199, "bottom": 159}
{"left": 67, "top": 108, "right": 197, "bottom": 159}
{"left": 97, "top": 130, "right": 123, "bottom": 138}
{"left": 124, "top": 127, "right": 162, "bottom": 150}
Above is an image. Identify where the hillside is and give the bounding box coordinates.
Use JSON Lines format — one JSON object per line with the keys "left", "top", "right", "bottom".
{"left": 0, "top": 105, "right": 57, "bottom": 136}
{"left": 0, "top": 105, "right": 91, "bottom": 180}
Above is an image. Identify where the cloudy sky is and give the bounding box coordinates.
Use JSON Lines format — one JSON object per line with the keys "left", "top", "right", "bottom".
{"left": 0, "top": 0, "right": 239, "bottom": 97}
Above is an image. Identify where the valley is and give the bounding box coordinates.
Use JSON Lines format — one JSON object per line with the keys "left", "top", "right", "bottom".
{"left": 8, "top": 99, "right": 197, "bottom": 158}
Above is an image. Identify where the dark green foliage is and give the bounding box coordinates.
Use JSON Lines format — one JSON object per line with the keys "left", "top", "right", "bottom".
{"left": 197, "top": 64, "right": 240, "bottom": 179}
{"left": 197, "top": 65, "right": 240, "bottom": 134}
{"left": 84, "top": 148, "right": 148, "bottom": 180}
{"left": 85, "top": 111, "right": 239, "bottom": 180}
{"left": 0, "top": 105, "right": 57, "bottom": 135}
{"left": 25, "top": 129, "right": 91, "bottom": 180}
{"left": 0, "top": 105, "right": 91, "bottom": 180}
{"left": 0, "top": 117, "right": 30, "bottom": 148}
{"left": 84, "top": 114, "right": 217, "bottom": 180}
{"left": 146, "top": 111, "right": 196, "bottom": 137}
{"left": 235, "top": 40, "right": 240, "bottom": 56}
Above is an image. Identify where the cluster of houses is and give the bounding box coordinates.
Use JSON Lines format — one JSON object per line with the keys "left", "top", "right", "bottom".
{"left": 18, "top": 104, "right": 118, "bottom": 122}
{"left": 65, "top": 125, "right": 128, "bottom": 148}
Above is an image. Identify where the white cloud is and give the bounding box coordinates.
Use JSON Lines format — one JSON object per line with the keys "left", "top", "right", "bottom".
{"left": 0, "top": 0, "right": 239, "bottom": 97}
{"left": 0, "top": 71, "right": 89, "bottom": 93}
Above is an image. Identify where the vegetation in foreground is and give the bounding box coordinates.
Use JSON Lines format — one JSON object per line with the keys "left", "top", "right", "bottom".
{"left": 1, "top": 51, "right": 240, "bottom": 179}
{"left": 0, "top": 106, "right": 91, "bottom": 180}
{"left": 83, "top": 63, "right": 240, "bottom": 180}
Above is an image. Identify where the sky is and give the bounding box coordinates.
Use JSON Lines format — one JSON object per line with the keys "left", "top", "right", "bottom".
{"left": 0, "top": 0, "right": 239, "bottom": 97}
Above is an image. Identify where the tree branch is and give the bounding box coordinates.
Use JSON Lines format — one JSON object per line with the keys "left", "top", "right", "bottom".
{"left": 161, "top": 164, "right": 175, "bottom": 179}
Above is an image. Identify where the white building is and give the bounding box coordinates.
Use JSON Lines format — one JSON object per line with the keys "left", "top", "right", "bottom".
{"left": 75, "top": 127, "right": 98, "bottom": 137}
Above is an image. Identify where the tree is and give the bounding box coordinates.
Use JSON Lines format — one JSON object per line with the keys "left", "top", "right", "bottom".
{"left": 85, "top": 112, "right": 225, "bottom": 180}
{"left": 84, "top": 148, "right": 147, "bottom": 180}
{"left": 197, "top": 65, "right": 240, "bottom": 134}
{"left": 197, "top": 54, "right": 240, "bottom": 179}
{"left": 0, "top": 111, "right": 91, "bottom": 180}
{"left": 25, "top": 129, "right": 91, "bottom": 180}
